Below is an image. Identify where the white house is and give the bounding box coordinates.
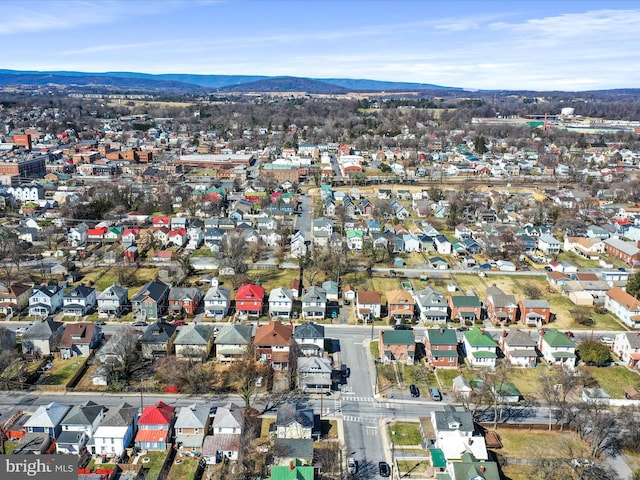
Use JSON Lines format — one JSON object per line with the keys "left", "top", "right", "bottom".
{"left": 605, "top": 287, "right": 640, "bottom": 329}
{"left": 538, "top": 328, "right": 576, "bottom": 369}
{"left": 68, "top": 224, "right": 88, "bottom": 248}
{"left": 204, "top": 286, "right": 232, "bottom": 319}
{"left": 538, "top": 234, "right": 561, "bottom": 255}
{"left": 301, "top": 286, "right": 327, "bottom": 320}
{"left": 434, "top": 235, "right": 452, "bottom": 255}
{"left": 91, "top": 403, "right": 138, "bottom": 457}
{"left": 97, "top": 284, "right": 129, "bottom": 318}
{"left": 290, "top": 231, "right": 307, "bottom": 258}
{"left": 462, "top": 327, "right": 497, "bottom": 368}
{"left": 269, "top": 287, "right": 294, "bottom": 320}
{"left": 613, "top": 332, "right": 640, "bottom": 369}
{"left": 293, "top": 322, "right": 325, "bottom": 357}
{"left": 29, "top": 284, "right": 64, "bottom": 317}
{"left": 430, "top": 410, "right": 488, "bottom": 461}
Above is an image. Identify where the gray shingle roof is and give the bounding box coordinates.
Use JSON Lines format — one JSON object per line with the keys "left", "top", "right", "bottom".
{"left": 214, "top": 324, "right": 253, "bottom": 346}
{"left": 174, "top": 324, "right": 215, "bottom": 345}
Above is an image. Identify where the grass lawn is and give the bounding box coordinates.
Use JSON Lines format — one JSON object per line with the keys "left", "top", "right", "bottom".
{"left": 505, "top": 365, "right": 550, "bottom": 400}
{"left": 582, "top": 365, "right": 640, "bottom": 399}
{"left": 500, "top": 465, "right": 541, "bottom": 480}
{"left": 495, "top": 428, "right": 589, "bottom": 459}
{"left": 76, "top": 364, "right": 109, "bottom": 392}
{"left": 453, "top": 273, "right": 627, "bottom": 331}
{"left": 370, "top": 341, "right": 379, "bottom": 359}
{"left": 167, "top": 456, "right": 199, "bottom": 480}
{"left": 321, "top": 420, "right": 339, "bottom": 439}
{"left": 401, "top": 364, "right": 437, "bottom": 388}
{"left": 43, "top": 357, "right": 86, "bottom": 385}
{"left": 388, "top": 422, "right": 422, "bottom": 446}
{"left": 397, "top": 460, "right": 432, "bottom": 474}
{"left": 436, "top": 369, "right": 464, "bottom": 391}
{"left": 377, "top": 365, "right": 397, "bottom": 391}
{"left": 80, "top": 266, "right": 160, "bottom": 291}
{"left": 140, "top": 452, "right": 167, "bottom": 480}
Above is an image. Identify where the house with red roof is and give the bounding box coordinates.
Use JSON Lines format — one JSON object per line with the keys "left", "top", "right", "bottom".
{"left": 235, "top": 284, "right": 265, "bottom": 318}
{"left": 122, "top": 227, "right": 140, "bottom": 247}
{"left": 152, "top": 216, "right": 171, "bottom": 229}
{"left": 87, "top": 226, "right": 108, "bottom": 243}
{"left": 168, "top": 228, "right": 187, "bottom": 247}
{"left": 254, "top": 320, "right": 294, "bottom": 370}
{"left": 134, "top": 401, "right": 176, "bottom": 451}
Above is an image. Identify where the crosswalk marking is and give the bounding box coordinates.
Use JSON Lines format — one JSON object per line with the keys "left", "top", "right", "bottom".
{"left": 343, "top": 396, "right": 374, "bottom": 403}
{"left": 343, "top": 415, "right": 362, "bottom": 423}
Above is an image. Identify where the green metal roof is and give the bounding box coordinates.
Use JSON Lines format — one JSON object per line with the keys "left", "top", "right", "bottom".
{"left": 542, "top": 328, "right": 576, "bottom": 348}
{"left": 382, "top": 330, "right": 415, "bottom": 345}
{"left": 429, "top": 448, "right": 447, "bottom": 468}
{"left": 463, "top": 327, "right": 497, "bottom": 347}
{"left": 269, "top": 463, "right": 315, "bottom": 480}
{"left": 472, "top": 350, "right": 497, "bottom": 358}
{"left": 451, "top": 295, "right": 481, "bottom": 308}
{"left": 551, "top": 351, "right": 576, "bottom": 359}
{"left": 426, "top": 328, "right": 457, "bottom": 346}
{"left": 495, "top": 381, "right": 521, "bottom": 396}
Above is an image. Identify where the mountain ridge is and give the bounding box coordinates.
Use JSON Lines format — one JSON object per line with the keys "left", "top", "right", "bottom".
{"left": 0, "top": 69, "right": 457, "bottom": 92}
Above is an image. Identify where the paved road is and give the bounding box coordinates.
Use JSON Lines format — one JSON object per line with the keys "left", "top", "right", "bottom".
{"left": 0, "top": 323, "right": 633, "bottom": 477}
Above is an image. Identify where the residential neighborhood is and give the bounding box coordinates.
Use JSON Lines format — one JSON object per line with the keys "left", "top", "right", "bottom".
{"left": 2, "top": 77, "right": 640, "bottom": 480}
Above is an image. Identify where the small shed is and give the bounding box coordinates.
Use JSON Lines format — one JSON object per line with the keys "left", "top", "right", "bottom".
{"left": 582, "top": 387, "right": 610, "bottom": 405}
{"left": 452, "top": 375, "right": 473, "bottom": 399}
{"left": 624, "top": 385, "right": 640, "bottom": 400}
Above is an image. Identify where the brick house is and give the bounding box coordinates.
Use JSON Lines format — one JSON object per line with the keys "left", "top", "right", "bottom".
{"left": 386, "top": 289, "right": 415, "bottom": 323}
{"left": 424, "top": 328, "right": 458, "bottom": 367}
{"left": 168, "top": 287, "right": 202, "bottom": 317}
{"left": 485, "top": 285, "right": 517, "bottom": 325}
{"left": 518, "top": 299, "right": 551, "bottom": 326}
{"left": 379, "top": 330, "right": 416, "bottom": 364}
{"left": 448, "top": 293, "right": 481, "bottom": 323}
{"left": 254, "top": 320, "right": 294, "bottom": 371}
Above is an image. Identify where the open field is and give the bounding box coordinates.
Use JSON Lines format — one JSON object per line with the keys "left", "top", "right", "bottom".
{"left": 80, "top": 266, "right": 159, "bottom": 292}
{"left": 582, "top": 365, "right": 640, "bottom": 399}
{"left": 494, "top": 428, "right": 589, "bottom": 459}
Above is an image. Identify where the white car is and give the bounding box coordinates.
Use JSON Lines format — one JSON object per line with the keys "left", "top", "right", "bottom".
{"left": 600, "top": 337, "right": 614, "bottom": 345}
{"left": 347, "top": 457, "right": 357, "bottom": 475}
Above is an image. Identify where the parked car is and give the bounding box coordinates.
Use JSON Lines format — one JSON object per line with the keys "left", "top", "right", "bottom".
{"left": 172, "top": 320, "right": 186, "bottom": 326}
{"left": 393, "top": 324, "right": 413, "bottom": 330}
{"left": 430, "top": 387, "right": 442, "bottom": 401}
{"left": 341, "top": 365, "right": 351, "bottom": 378}
{"left": 132, "top": 321, "right": 148, "bottom": 327}
{"left": 378, "top": 461, "right": 391, "bottom": 477}
{"left": 347, "top": 458, "right": 357, "bottom": 475}
{"left": 95, "top": 320, "right": 106, "bottom": 326}
{"left": 600, "top": 336, "right": 614, "bottom": 345}
{"left": 409, "top": 384, "right": 420, "bottom": 398}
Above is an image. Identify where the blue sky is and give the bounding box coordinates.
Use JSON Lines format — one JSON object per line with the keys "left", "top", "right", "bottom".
{"left": 2, "top": 0, "right": 640, "bottom": 91}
